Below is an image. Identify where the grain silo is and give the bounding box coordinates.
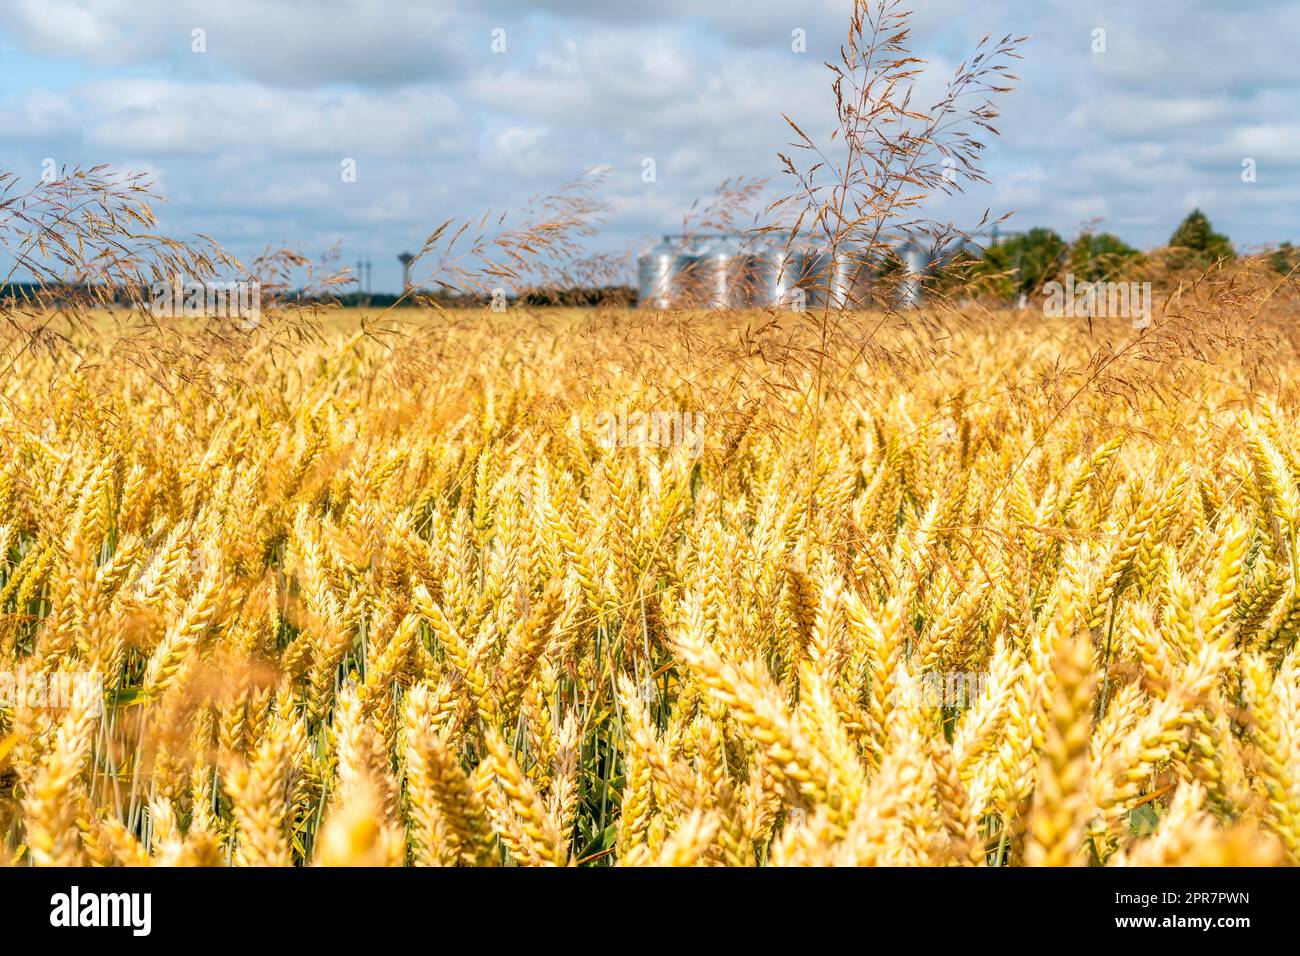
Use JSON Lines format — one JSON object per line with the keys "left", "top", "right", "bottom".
{"left": 637, "top": 237, "right": 678, "bottom": 309}
{"left": 733, "top": 239, "right": 805, "bottom": 309}
{"left": 669, "top": 234, "right": 740, "bottom": 309}
{"left": 797, "top": 244, "right": 872, "bottom": 310}
{"left": 636, "top": 232, "right": 924, "bottom": 310}
{"left": 896, "top": 240, "right": 932, "bottom": 308}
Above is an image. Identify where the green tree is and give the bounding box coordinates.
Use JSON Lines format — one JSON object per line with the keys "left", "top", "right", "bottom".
{"left": 1167, "top": 209, "right": 1234, "bottom": 269}
{"left": 1067, "top": 232, "right": 1141, "bottom": 282}
{"left": 1270, "top": 241, "right": 1298, "bottom": 275}
{"left": 975, "top": 228, "right": 1067, "bottom": 298}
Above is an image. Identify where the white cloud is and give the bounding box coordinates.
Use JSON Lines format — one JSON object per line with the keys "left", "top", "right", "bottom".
{"left": 53, "top": 81, "right": 469, "bottom": 158}
{"left": 1, "top": 0, "right": 1297, "bottom": 292}
{"left": 0, "top": 0, "right": 466, "bottom": 85}
{"left": 0, "top": 88, "right": 78, "bottom": 139}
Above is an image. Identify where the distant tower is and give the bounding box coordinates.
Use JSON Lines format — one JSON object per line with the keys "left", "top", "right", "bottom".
{"left": 355, "top": 258, "right": 374, "bottom": 306}
{"left": 398, "top": 252, "right": 415, "bottom": 294}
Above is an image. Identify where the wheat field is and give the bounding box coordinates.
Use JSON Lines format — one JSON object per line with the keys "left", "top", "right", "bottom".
{"left": 0, "top": 305, "right": 1297, "bottom": 867}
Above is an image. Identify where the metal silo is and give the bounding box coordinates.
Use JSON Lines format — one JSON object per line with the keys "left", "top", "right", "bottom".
{"left": 733, "top": 239, "right": 805, "bottom": 310}
{"left": 711, "top": 235, "right": 745, "bottom": 308}
{"left": 637, "top": 236, "right": 678, "bottom": 309}
{"left": 671, "top": 234, "right": 739, "bottom": 309}
{"left": 797, "top": 244, "right": 871, "bottom": 311}
{"left": 896, "top": 241, "right": 932, "bottom": 308}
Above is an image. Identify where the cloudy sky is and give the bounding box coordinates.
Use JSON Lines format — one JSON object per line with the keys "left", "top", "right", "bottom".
{"left": 1, "top": 0, "right": 1296, "bottom": 292}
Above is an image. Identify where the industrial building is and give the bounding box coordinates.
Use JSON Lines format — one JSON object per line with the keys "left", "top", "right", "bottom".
{"left": 636, "top": 234, "right": 938, "bottom": 310}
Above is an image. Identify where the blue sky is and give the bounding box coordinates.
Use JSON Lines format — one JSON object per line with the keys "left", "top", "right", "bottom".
{"left": 1, "top": 0, "right": 1297, "bottom": 292}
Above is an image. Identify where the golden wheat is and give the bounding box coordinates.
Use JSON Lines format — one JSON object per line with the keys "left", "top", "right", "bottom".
{"left": 0, "top": 307, "right": 1295, "bottom": 867}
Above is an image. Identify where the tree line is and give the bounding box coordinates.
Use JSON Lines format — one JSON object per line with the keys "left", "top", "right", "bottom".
{"left": 937, "top": 209, "right": 1297, "bottom": 302}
